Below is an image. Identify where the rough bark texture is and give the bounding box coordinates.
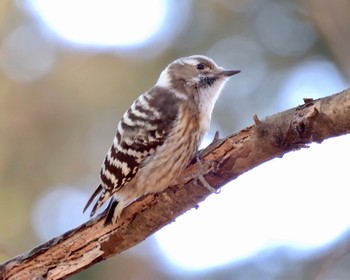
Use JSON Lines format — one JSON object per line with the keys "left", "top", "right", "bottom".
{"left": 1, "top": 89, "right": 350, "bottom": 280}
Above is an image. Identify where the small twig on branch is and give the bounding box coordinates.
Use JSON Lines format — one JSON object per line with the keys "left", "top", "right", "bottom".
{"left": 1, "top": 88, "right": 350, "bottom": 280}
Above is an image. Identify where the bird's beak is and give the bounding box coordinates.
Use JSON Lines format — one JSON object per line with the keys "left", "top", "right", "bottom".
{"left": 221, "top": 69, "right": 241, "bottom": 77}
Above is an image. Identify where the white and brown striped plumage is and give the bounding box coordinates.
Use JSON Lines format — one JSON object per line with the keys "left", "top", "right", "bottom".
{"left": 84, "top": 55, "right": 240, "bottom": 225}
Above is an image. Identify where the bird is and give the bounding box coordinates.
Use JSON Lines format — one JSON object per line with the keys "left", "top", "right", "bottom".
{"left": 83, "top": 55, "right": 240, "bottom": 225}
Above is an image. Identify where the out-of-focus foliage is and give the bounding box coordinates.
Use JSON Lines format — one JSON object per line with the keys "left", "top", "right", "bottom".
{"left": 0, "top": 0, "right": 350, "bottom": 279}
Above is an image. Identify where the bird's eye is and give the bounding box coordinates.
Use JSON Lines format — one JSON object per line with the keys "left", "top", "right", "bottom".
{"left": 196, "top": 63, "right": 205, "bottom": 70}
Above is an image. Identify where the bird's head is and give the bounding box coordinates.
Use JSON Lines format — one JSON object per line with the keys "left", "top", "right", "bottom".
{"left": 156, "top": 55, "right": 240, "bottom": 97}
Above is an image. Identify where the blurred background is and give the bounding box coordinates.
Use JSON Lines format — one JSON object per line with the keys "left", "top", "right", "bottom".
{"left": 1, "top": 0, "right": 350, "bottom": 279}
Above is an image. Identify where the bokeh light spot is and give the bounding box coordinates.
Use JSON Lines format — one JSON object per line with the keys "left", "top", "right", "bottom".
{"left": 255, "top": 2, "right": 316, "bottom": 56}
{"left": 32, "top": 186, "right": 89, "bottom": 241}
{"left": 0, "top": 24, "right": 55, "bottom": 82}
{"left": 27, "top": 0, "right": 168, "bottom": 47}
{"left": 279, "top": 58, "right": 349, "bottom": 108}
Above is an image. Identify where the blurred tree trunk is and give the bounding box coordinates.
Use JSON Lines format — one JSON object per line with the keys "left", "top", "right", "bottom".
{"left": 1, "top": 88, "right": 350, "bottom": 280}
{"left": 306, "top": 0, "right": 350, "bottom": 78}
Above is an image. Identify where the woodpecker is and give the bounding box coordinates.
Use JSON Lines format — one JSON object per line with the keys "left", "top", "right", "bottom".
{"left": 84, "top": 55, "right": 240, "bottom": 225}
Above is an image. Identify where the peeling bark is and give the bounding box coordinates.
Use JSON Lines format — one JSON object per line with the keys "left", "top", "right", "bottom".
{"left": 1, "top": 88, "right": 350, "bottom": 280}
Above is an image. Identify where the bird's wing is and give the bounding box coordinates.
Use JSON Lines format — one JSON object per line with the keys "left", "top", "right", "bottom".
{"left": 83, "top": 87, "right": 179, "bottom": 216}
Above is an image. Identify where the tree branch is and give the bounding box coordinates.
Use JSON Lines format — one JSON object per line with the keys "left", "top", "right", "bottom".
{"left": 1, "top": 88, "right": 350, "bottom": 280}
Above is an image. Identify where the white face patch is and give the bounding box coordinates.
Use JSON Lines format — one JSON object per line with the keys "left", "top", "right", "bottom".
{"left": 181, "top": 57, "right": 198, "bottom": 66}
{"left": 181, "top": 55, "right": 217, "bottom": 67}
{"left": 156, "top": 68, "right": 171, "bottom": 88}
{"left": 172, "top": 90, "right": 188, "bottom": 100}
{"left": 191, "top": 76, "right": 201, "bottom": 83}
